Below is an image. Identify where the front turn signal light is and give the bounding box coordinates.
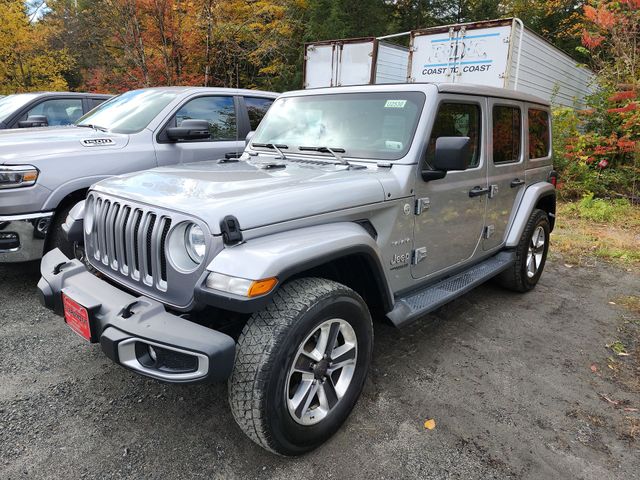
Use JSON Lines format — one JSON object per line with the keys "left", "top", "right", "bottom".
{"left": 247, "top": 277, "right": 278, "bottom": 298}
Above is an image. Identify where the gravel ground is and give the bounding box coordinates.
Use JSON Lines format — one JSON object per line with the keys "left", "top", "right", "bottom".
{"left": 1, "top": 258, "right": 639, "bottom": 479}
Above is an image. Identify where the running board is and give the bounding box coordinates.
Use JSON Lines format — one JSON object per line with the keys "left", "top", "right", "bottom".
{"left": 387, "top": 251, "right": 515, "bottom": 328}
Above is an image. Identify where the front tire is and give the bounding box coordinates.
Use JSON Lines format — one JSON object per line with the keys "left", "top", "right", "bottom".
{"left": 228, "top": 277, "right": 373, "bottom": 456}
{"left": 498, "top": 208, "right": 550, "bottom": 292}
{"left": 44, "top": 203, "right": 74, "bottom": 258}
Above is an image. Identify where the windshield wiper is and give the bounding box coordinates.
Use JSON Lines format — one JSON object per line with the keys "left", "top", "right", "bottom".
{"left": 77, "top": 124, "right": 108, "bottom": 132}
{"left": 299, "top": 146, "right": 348, "bottom": 165}
{"left": 251, "top": 142, "right": 289, "bottom": 160}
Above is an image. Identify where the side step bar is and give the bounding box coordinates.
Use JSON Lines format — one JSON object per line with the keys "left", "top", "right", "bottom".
{"left": 387, "top": 251, "right": 515, "bottom": 328}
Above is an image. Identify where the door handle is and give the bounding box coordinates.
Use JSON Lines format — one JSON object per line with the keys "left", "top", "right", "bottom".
{"left": 469, "top": 186, "right": 490, "bottom": 197}
{"left": 510, "top": 178, "right": 526, "bottom": 188}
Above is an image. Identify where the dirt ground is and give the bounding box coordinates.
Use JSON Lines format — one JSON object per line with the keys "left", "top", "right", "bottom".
{"left": 1, "top": 257, "right": 639, "bottom": 480}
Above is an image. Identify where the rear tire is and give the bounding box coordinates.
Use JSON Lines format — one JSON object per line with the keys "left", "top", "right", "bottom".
{"left": 228, "top": 277, "right": 373, "bottom": 456}
{"left": 498, "top": 208, "right": 550, "bottom": 292}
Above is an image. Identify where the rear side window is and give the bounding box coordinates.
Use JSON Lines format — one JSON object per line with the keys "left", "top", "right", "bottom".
{"left": 244, "top": 97, "right": 274, "bottom": 131}
{"left": 88, "top": 98, "right": 107, "bottom": 110}
{"left": 528, "top": 109, "right": 550, "bottom": 159}
{"left": 27, "top": 98, "right": 84, "bottom": 125}
{"left": 492, "top": 105, "right": 521, "bottom": 164}
{"left": 174, "top": 96, "right": 237, "bottom": 141}
{"left": 425, "top": 102, "right": 481, "bottom": 169}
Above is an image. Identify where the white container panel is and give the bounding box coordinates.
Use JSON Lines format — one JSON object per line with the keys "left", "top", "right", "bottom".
{"left": 305, "top": 44, "right": 335, "bottom": 89}
{"left": 506, "top": 28, "right": 595, "bottom": 108}
{"left": 410, "top": 26, "right": 512, "bottom": 87}
{"left": 375, "top": 42, "right": 409, "bottom": 84}
{"left": 336, "top": 41, "right": 375, "bottom": 86}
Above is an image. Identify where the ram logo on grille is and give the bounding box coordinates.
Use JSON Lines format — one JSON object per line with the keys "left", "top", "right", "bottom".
{"left": 88, "top": 196, "right": 172, "bottom": 291}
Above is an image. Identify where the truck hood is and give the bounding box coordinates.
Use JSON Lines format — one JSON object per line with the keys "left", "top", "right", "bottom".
{"left": 92, "top": 158, "right": 388, "bottom": 233}
{"left": 0, "top": 126, "right": 129, "bottom": 163}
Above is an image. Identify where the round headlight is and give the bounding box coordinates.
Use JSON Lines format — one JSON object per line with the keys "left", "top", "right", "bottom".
{"left": 185, "top": 223, "right": 206, "bottom": 263}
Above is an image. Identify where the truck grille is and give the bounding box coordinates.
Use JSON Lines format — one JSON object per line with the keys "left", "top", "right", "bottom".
{"left": 88, "top": 195, "right": 172, "bottom": 291}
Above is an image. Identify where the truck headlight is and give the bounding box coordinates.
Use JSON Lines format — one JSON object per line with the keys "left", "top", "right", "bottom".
{"left": 185, "top": 223, "right": 206, "bottom": 263}
{"left": 205, "top": 273, "right": 278, "bottom": 298}
{"left": 0, "top": 165, "right": 38, "bottom": 189}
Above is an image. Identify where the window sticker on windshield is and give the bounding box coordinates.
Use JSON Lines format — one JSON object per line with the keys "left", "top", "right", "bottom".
{"left": 384, "top": 100, "right": 407, "bottom": 108}
{"left": 385, "top": 140, "right": 403, "bottom": 150}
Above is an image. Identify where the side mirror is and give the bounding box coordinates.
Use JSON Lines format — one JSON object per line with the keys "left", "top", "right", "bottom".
{"left": 18, "top": 115, "right": 48, "bottom": 128}
{"left": 422, "top": 136, "right": 471, "bottom": 181}
{"left": 166, "top": 119, "right": 210, "bottom": 142}
{"left": 245, "top": 130, "right": 255, "bottom": 147}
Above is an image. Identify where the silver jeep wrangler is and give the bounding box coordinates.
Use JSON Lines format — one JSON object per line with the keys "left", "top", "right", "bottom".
{"left": 38, "top": 83, "right": 557, "bottom": 455}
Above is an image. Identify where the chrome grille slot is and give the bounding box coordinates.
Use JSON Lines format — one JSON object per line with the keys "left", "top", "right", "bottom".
{"left": 88, "top": 194, "right": 172, "bottom": 292}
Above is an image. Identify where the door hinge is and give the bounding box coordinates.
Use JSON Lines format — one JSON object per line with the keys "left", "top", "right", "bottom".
{"left": 412, "top": 247, "right": 427, "bottom": 265}
{"left": 489, "top": 184, "right": 499, "bottom": 198}
{"left": 483, "top": 225, "right": 495, "bottom": 239}
{"left": 415, "top": 197, "right": 430, "bottom": 215}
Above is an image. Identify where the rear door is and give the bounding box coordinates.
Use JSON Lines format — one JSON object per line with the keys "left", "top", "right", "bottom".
{"left": 483, "top": 98, "right": 525, "bottom": 250}
{"left": 411, "top": 95, "right": 488, "bottom": 279}
{"left": 154, "top": 94, "right": 242, "bottom": 166}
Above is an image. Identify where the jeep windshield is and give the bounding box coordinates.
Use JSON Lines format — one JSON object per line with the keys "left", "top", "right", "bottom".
{"left": 0, "top": 94, "right": 40, "bottom": 123}
{"left": 251, "top": 91, "right": 425, "bottom": 161}
{"left": 76, "top": 89, "right": 179, "bottom": 134}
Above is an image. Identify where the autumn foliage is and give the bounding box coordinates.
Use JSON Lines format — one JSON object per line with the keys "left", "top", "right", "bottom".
{"left": 554, "top": 0, "right": 639, "bottom": 201}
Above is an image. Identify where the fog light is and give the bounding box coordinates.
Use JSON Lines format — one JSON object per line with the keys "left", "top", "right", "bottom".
{"left": 148, "top": 345, "right": 158, "bottom": 362}
{"left": 0, "top": 232, "right": 19, "bottom": 250}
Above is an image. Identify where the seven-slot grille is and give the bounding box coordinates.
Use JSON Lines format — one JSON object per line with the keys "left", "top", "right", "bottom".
{"left": 88, "top": 195, "right": 172, "bottom": 291}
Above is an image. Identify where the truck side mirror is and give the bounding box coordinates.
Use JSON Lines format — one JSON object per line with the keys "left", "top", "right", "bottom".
{"left": 421, "top": 136, "right": 470, "bottom": 181}
{"left": 18, "top": 115, "right": 48, "bottom": 128}
{"left": 166, "top": 119, "right": 210, "bottom": 142}
{"left": 245, "top": 130, "right": 255, "bottom": 147}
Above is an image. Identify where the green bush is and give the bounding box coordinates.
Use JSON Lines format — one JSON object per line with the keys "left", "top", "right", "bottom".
{"left": 565, "top": 193, "right": 632, "bottom": 222}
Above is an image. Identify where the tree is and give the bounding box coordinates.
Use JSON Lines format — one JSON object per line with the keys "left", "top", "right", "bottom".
{"left": 0, "top": 0, "right": 73, "bottom": 93}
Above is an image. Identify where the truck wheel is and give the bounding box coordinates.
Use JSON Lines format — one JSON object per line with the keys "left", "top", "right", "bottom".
{"left": 498, "top": 208, "right": 550, "bottom": 292}
{"left": 229, "top": 277, "right": 373, "bottom": 456}
{"left": 45, "top": 203, "right": 74, "bottom": 258}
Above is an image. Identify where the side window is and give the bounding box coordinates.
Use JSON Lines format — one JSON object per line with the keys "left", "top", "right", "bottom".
{"left": 492, "top": 105, "right": 521, "bottom": 164}
{"left": 174, "top": 96, "right": 237, "bottom": 141}
{"left": 88, "top": 98, "right": 107, "bottom": 110}
{"left": 425, "top": 102, "right": 481, "bottom": 169}
{"left": 244, "top": 97, "right": 274, "bottom": 131}
{"left": 528, "top": 108, "right": 550, "bottom": 159}
{"left": 27, "top": 98, "right": 84, "bottom": 125}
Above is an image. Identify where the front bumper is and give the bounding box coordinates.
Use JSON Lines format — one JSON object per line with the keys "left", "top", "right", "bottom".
{"left": 38, "top": 248, "right": 236, "bottom": 384}
{"left": 0, "top": 212, "right": 53, "bottom": 262}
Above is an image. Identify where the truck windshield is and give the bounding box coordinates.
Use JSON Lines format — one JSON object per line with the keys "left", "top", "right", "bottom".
{"left": 251, "top": 91, "right": 425, "bottom": 161}
{"left": 0, "top": 94, "right": 40, "bottom": 123}
{"left": 76, "top": 90, "right": 178, "bottom": 134}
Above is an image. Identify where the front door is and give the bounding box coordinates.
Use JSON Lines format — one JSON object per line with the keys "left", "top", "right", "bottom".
{"left": 154, "top": 95, "right": 242, "bottom": 167}
{"left": 411, "top": 97, "right": 488, "bottom": 279}
{"left": 483, "top": 99, "right": 525, "bottom": 250}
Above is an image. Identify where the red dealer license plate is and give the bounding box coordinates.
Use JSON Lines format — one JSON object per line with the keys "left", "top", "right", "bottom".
{"left": 62, "top": 293, "right": 92, "bottom": 341}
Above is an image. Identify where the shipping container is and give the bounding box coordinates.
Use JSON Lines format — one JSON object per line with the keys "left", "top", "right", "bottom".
{"left": 303, "top": 18, "right": 594, "bottom": 108}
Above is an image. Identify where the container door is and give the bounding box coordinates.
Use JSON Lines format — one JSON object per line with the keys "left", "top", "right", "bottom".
{"left": 410, "top": 25, "right": 512, "bottom": 87}
{"left": 336, "top": 41, "right": 375, "bottom": 86}
{"left": 305, "top": 44, "right": 336, "bottom": 89}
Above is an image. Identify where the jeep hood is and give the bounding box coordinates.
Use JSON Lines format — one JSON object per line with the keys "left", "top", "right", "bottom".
{"left": 92, "top": 159, "right": 388, "bottom": 233}
{"left": 0, "top": 126, "right": 128, "bottom": 163}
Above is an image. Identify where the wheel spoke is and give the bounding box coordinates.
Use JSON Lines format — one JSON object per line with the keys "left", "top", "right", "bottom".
{"left": 319, "top": 379, "right": 339, "bottom": 410}
{"left": 329, "top": 343, "right": 356, "bottom": 370}
{"left": 292, "top": 379, "right": 319, "bottom": 419}
{"left": 293, "top": 355, "right": 315, "bottom": 374}
{"left": 324, "top": 322, "right": 341, "bottom": 356}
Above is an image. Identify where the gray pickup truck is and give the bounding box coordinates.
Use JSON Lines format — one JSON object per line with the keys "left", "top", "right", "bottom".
{"left": 0, "top": 87, "right": 277, "bottom": 262}
{"left": 39, "top": 83, "right": 557, "bottom": 455}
